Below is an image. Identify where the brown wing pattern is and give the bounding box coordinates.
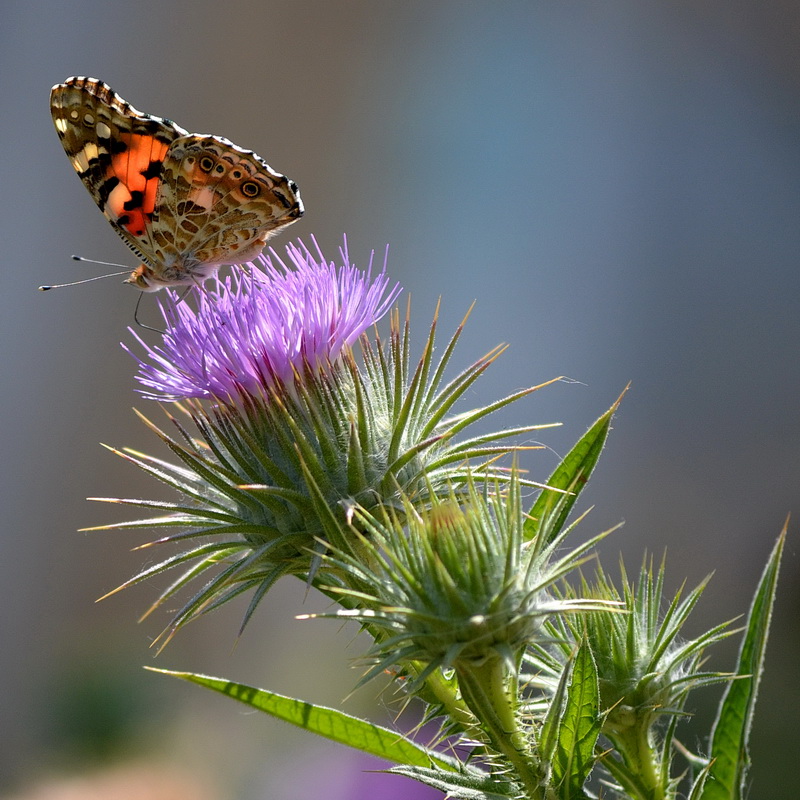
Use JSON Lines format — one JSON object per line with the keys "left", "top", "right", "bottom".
{"left": 151, "top": 134, "right": 304, "bottom": 270}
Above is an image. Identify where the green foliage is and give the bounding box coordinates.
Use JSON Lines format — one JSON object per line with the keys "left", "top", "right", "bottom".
{"left": 550, "top": 641, "right": 601, "bottom": 799}
{"left": 95, "top": 313, "right": 785, "bottom": 798}
{"left": 699, "top": 525, "right": 786, "bottom": 800}
{"left": 524, "top": 386, "right": 625, "bottom": 546}
{"left": 147, "top": 668, "right": 459, "bottom": 771}
{"left": 144, "top": 397, "right": 781, "bottom": 800}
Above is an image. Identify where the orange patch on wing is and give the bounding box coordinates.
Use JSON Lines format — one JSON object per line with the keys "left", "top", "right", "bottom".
{"left": 120, "top": 207, "right": 149, "bottom": 236}
{"left": 105, "top": 133, "right": 170, "bottom": 236}
{"left": 112, "top": 134, "right": 169, "bottom": 214}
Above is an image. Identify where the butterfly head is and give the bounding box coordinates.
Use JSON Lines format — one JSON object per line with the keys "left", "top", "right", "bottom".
{"left": 123, "top": 264, "right": 191, "bottom": 292}
{"left": 125, "top": 261, "right": 227, "bottom": 292}
{"left": 125, "top": 264, "right": 170, "bottom": 292}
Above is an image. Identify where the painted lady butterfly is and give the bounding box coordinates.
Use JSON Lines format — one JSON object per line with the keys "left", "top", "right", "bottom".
{"left": 50, "top": 76, "right": 304, "bottom": 291}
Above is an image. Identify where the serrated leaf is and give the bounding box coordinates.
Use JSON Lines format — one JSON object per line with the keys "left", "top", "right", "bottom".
{"left": 148, "top": 668, "right": 458, "bottom": 771}
{"left": 388, "top": 764, "right": 517, "bottom": 799}
{"left": 552, "top": 640, "right": 601, "bottom": 799}
{"left": 525, "top": 387, "right": 626, "bottom": 545}
{"left": 700, "top": 525, "right": 786, "bottom": 800}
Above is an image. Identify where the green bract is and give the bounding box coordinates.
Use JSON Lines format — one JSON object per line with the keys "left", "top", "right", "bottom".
{"left": 311, "top": 470, "right": 614, "bottom": 689}
{"left": 91, "top": 303, "right": 558, "bottom": 642}
{"left": 529, "top": 560, "right": 740, "bottom": 798}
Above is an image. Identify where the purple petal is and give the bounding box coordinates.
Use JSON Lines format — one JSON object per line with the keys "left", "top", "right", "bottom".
{"left": 126, "top": 237, "right": 401, "bottom": 401}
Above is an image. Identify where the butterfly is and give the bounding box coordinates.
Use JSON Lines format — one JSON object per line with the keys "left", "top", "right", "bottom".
{"left": 49, "top": 76, "right": 304, "bottom": 291}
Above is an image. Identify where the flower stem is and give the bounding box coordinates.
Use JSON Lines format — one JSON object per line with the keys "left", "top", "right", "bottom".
{"left": 608, "top": 721, "right": 666, "bottom": 800}
{"left": 416, "top": 666, "right": 475, "bottom": 729}
{"left": 456, "top": 657, "right": 545, "bottom": 800}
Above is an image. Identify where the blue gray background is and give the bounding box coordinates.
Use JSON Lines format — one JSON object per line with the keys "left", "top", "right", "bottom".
{"left": 2, "top": 2, "right": 798, "bottom": 797}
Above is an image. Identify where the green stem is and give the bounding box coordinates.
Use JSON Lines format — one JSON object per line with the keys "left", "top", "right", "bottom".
{"left": 415, "top": 665, "right": 475, "bottom": 729}
{"left": 607, "top": 720, "right": 666, "bottom": 800}
{"left": 456, "top": 657, "right": 545, "bottom": 799}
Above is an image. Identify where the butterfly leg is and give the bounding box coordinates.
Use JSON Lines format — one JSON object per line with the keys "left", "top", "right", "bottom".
{"left": 133, "top": 291, "right": 165, "bottom": 334}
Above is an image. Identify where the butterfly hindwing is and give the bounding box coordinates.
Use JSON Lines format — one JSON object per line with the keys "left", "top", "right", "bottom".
{"left": 152, "top": 134, "right": 303, "bottom": 269}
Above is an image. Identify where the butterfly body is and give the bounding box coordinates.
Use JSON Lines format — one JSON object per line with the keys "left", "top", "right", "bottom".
{"left": 50, "top": 76, "right": 303, "bottom": 291}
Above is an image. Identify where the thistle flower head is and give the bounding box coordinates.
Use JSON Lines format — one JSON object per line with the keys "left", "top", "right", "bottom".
{"left": 565, "top": 560, "right": 734, "bottom": 722}
{"left": 128, "top": 237, "right": 400, "bottom": 400}
{"left": 100, "top": 237, "right": 557, "bottom": 640}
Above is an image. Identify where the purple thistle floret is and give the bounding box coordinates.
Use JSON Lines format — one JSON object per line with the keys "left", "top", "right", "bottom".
{"left": 127, "top": 237, "right": 401, "bottom": 400}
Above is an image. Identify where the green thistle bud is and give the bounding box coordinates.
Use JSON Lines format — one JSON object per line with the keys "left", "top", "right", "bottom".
{"left": 538, "top": 557, "right": 737, "bottom": 797}
{"left": 309, "top": 467, "right": 611, "bottom": 688}
{"left": 306, "top": 467, "right": 617, "bottom": 799}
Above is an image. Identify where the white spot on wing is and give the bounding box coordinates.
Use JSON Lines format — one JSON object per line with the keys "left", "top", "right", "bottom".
{"left": 187, "top": 186, "right": 216, "bottom": 210}
{"left": 71, "top": 142, "right": 107, "bottom": 172}
{"left": 107, "top": 182, "right": 134, "bottom": 218}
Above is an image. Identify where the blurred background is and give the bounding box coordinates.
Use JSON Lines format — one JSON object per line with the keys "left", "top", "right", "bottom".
{"left": 1, "top": 1, "right": 798, "bottom": 797}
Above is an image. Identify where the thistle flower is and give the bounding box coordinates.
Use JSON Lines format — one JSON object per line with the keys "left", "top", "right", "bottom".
{"left": 127, "top": 237, "right": 399, "bottom": 399}
{"left": 94, "top": 238, "right": 560, "bottom": 641}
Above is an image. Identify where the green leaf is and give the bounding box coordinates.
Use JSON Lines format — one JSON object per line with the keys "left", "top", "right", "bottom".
{"left": 524, "top": 387, "right": 627, "bottom": 545}
{"left": 700, "top": 524, "right": 787, "bottom": 800}
{"left": 539, "top": 644, "right": 573, "bottom": 764}
{"left": 388, "top": 764, "right": 517, "bottom": 799}
{"left": 688, "top": 761, "right": 714, "bottom": 800}
{"left": 147, "top": 668, "right": 458, "bottom": 771}
{"left": 552, "top": 640, "right": 601, "bottom": 799}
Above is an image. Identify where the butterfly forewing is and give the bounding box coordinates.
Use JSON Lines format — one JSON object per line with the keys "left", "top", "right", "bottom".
{"left": 50, "top": 77, "right": 188, "bottom": 269}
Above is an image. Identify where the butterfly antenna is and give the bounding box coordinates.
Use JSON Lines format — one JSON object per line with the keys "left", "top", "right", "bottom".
{"left": 38, "top": 269, "right": 132, "bottom": 290}
{"left": 71, "top": 255, "right": 129, "bottom": 268}
{"left": 38, "top": 255, "right": 132, "bottom": 290}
